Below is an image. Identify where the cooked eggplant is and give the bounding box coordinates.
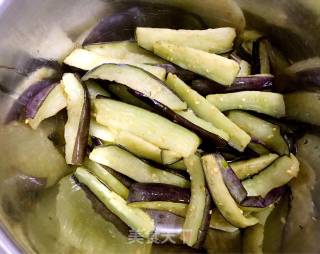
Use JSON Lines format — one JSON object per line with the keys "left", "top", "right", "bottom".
{"left": 62, "top": 73, "right": 90, "bottom": 165}
{"left": 285, "top": 91, "right": 320, "bottom": 126}
{"left": 89, "top": 145, "right": 190, "bottom": 188}
{"left": 84, "top": 159, "right": 129, "bottom": 199}
{"left": 230, "top": 153, "right": 279, "bottom": 180}
{"left": 89, "top": 119, "right": 116, "bottom": 143}
{"left": 201, "top": 154, "right": 258, "bottom": 228}
{"left": 129, "top": 202, "right": 187, "bottom": 217}
{"left": 251, "top": 39, "right": 271, "bottom": 75}
{"left": 64, "top": 49, "right": 166, "bottom": 80}
{"left": 93, "top": 98, "right": 200, "bottom": 158}
{"left": 84, "top": 41, "right": 166, "bottom": 64}
{"left": 127, "top": 183, "right": 190, "bottom": 203}
{"left": 136, "top": 27, "right": 236, "bottom": 53}
{"left": 83, "top": 5, "right": 206, "bottom": 45}
{"left": 85, "top": 80, "right": 111, "bottom": 101}
{"left": 181, "top": 154, "right": 211, "bottom": 248}
{"left": 26, "top": 83, "right": 67, "bottom": 129}
{"left": 190, "top": 75, "right": 274, "bottom": 96}
{"left": 207, "top": 91, "right": 285, "bottom": 118}
{"left": 154, "top": 42, "right": 239, "bottom": 86}
{"left": 74, "top": 168, "right": 155, "bottom": 238}
{"left": 228, "top": 110, "right": 289, "bottom": 155}
{"left": 209, "top": 209, "right": 239, "bottom": 233}
{"left": 6, "top": 79, "right": 55, "bottom": 122}
{"left": 242, "top": 154, "right": 299, "bottom": 197}
{"left": 165, "top": 74, "right": 250, "bottom": 151}
{"left": 21, "top": 58, "right": 61, "bottom": 75}
{"left": 57, "top": 176, "right": 152, "bottom": 253}
{"left": 126, "top": 88, "right": 229, "bottom": 149}
{"left": 82, "top": 63, "right": 186, "bottom": 110}
{"left": 154, "top": 64, "right": 197, "bottom": 81}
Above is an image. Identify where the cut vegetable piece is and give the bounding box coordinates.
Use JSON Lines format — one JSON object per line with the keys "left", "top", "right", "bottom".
{"left": 228, "top": 111, "right": 289, "bottom": 155}
{"left": 285, "top": 91, "right": 320, "bottom": 126}
{"left": 177, "top": 110, "right": 229, "bottom": 141}
{"left": 242, "top": 154, "right": 299, "bottom": 197}
{"left": 248, "top": 142, "right": 270, "bottom": 155}
{"left": 129, "top": 202, "right": 187, "bottom": 217}
{"left": 136, "top": 27, "right": 236, "bottom": 53}
{"left": 128, "top": 183, "right": 190, "bottom": 203}
{"left": 209, "top": 209, "right": 239, "bottom": 233}
{"left": 181, "top": 154, "right": 211, "bottom": 248}
{"left": 89, "top": 146, "right": 190, "bottom": 188}
{"left": 191, "top": 75, "right": 274, "bottom": 96}
{"left": 166, "top": 74, "right": 250, "bottom": 151}
{"left": 83, "top": 5, "right": 206, "bottom": 45}
{"left": 154, "top": 42, "right": 239, "bottom": 86}
{"left": 154, "top": 64, "right": 197, "bottom": 81}
{"left": 83, "top": 63, "right": 185, "bottom": 110}
{"left": 62, "top": 73, "right": 90, "bottom": 165}
{"left": 84, "top": 159, "right": 129, "bottom": 199}
{"left": 107, "top": 83, "right": 152, "bottom": 110}
{"left": 127, "top": 88, "right": 229, "bottom": 149}
{"left": 26, "top": 83, "right": 67, "bottom": 129}
{"left": 230, "top": 153, "right": 279, "bottom": 180}
{"left": 57, "top": 176, "right": 151, "bottom": 253}
{"left": 89, "top": 119, "right": 115, "bottom": 143}
{"left": 85, "top": 80, "right": 110, "bottom": 101}
{"left": 201, "top": 154, "right": 258, "bottom": 228}
{"left": 84, "top": 41, "right": 166, "bottom": 64}
{"left": 207, "top": 91, "right": 285, "bottom": 118}
{"left": 215, "top": 155, "right": 248, "bottom": 203}
{"left": 64, "top": 49, "right": 166, "bottom": 80}
{"left": 91, "top": 114, "right": 185, "bottom": 168}
{"left": 94, "top": 98, "right": 200, "bottom": 157}
{"left": 74, "top": 168, "right": 154, "bottom": 238}
{"left": 259, "top": 39, "right": 271, "bottom": 74}
{"left": 161, "top": 150, "right": 183, "bottom": 165}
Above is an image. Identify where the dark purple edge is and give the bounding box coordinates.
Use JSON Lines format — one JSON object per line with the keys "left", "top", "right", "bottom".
{"left": 127, "top": 183, "right": 191, "bottom": 203}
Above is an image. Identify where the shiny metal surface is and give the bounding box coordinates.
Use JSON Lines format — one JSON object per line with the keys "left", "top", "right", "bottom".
{"left": 0, "top": 0, "right": 319, "bottom": 253}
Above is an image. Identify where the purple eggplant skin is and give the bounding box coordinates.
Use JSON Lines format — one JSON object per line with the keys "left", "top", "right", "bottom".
{"left": 145, "top": 209, "right": 184, "bottom": 244}
{"left": 83, "top": 5, "right": 206, "bottom": 45}
{"left": 102, "top": 164, "right": 135, "bottom": 188}
{"left": 216, "top": 154, "right": 248, "bottom": 203}
{"left": 190, "top": 75, "right": 274, "bottom": 96}
{"left": 241, "top": 186, "right": 289, "bottom": 208}
{"left": 193, "top": 188, "right": 212, "bottom": 249}
{"left": 5, "top": 79, "right": 57, "bottom": 123}
{"left": 21, "top": 58, "right": 61, "bottom": 75}
{"left": 71, "top": 83, "right": 91, "bottom": 165}
{"left": 154, "top": 64, "right": 197, "bottom": 82}
{"left": 128, "top": 183, "right": 190, "bottom": 203}
{"left": 25, "top": 82, "right": 59, "bottom": 119}
{"left": 72, "top": 176, "right": 130, "bottom": 236}
{"left": 126, "top": 87, "right": 229, "bottom": 149}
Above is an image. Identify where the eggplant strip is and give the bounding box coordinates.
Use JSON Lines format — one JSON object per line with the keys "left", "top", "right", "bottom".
{"left": 89, "top": 145, "right": 190, "bottom": 188}
{"left": 207, "top": 91, "right": 285, "bottom": 118}
{"left": 74, "top": 168, "right": 155, "bottom": 238}
{"left": 230, "top": 153, "right": 279, "bottom": 180}
{"left": 165, "top": 74, "right": 250, "bottom": 151}
{"left": 201, "top": 154, "right": 258, "bottom": 228}
{"left": 181, "top": 154, "right": 211, "bottom": 247}
{"left": 242, "top": 154, "right": 299, "bottom": 197}
{"left": 129, "top": 202, "right": 187, "bottom": 217}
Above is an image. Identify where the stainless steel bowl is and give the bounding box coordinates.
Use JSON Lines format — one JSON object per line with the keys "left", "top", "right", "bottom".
{"left": 0, "top": 0, "right": 319, "bottom": 253}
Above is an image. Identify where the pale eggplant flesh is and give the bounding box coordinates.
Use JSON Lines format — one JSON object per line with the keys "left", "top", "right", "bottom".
{"left": 126, "top": 87, "right": 229, "bottom": 149}
{"left": 83, "top": 5, "right": 206, "bottom": 45}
